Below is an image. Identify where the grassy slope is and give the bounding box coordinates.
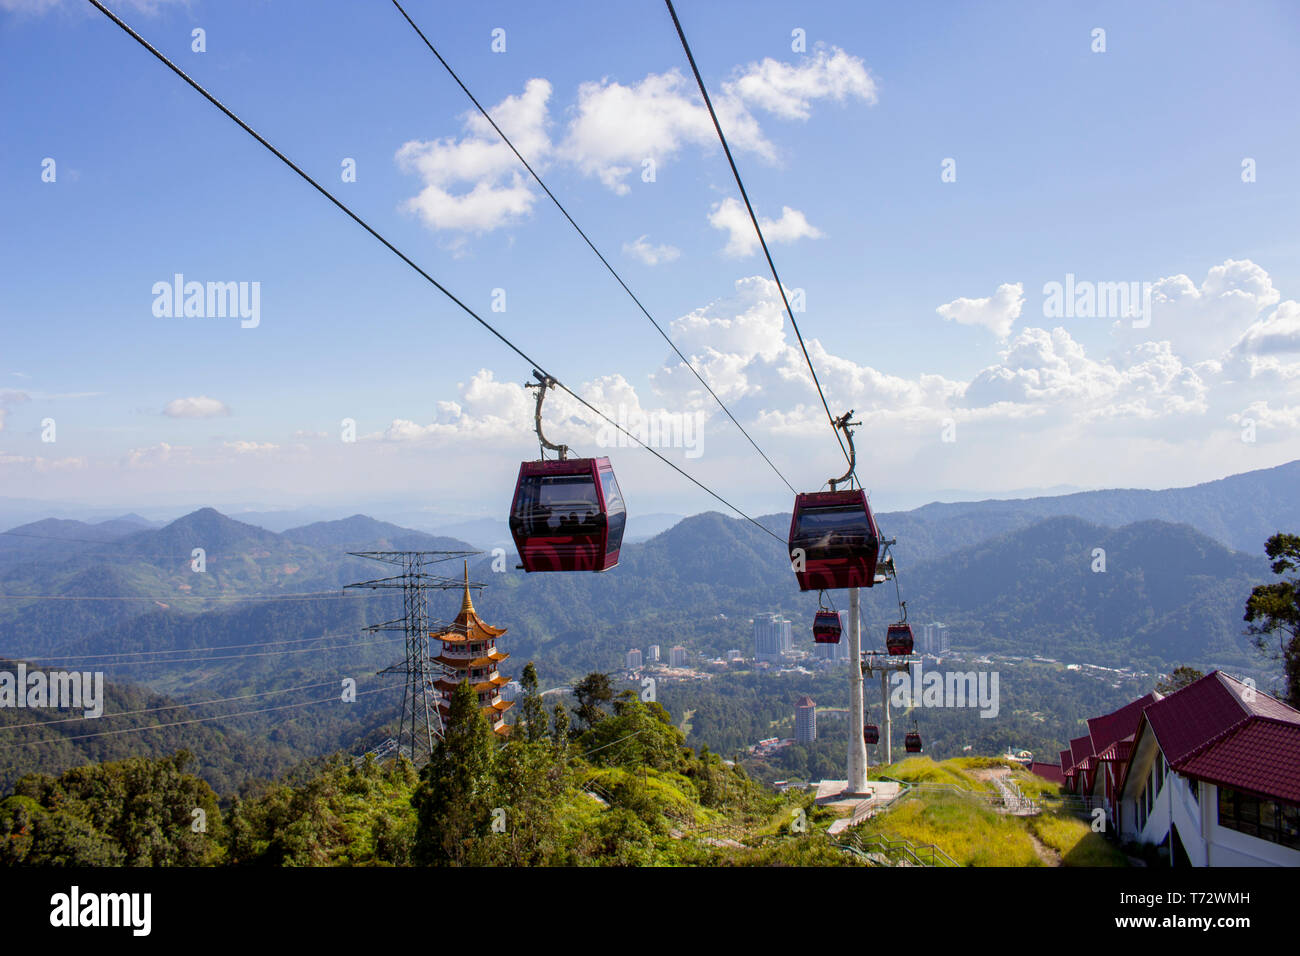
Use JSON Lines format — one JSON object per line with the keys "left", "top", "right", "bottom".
{"left": 852, "top": 756, "right": 1129, "bottom": 867}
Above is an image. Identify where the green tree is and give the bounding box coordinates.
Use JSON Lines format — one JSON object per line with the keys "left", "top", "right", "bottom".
{"left": 573, "top": 671, "right": 614, "bottom": 729}
{"left": 1, "top": 752, "right": 223, "bottom": 866}
{"left": 1155, "top": 666, "right": 1204, "bottom": 696}
{"left": 1244, "top": 532, "right": 1300, "bottom": 707}
{"left": 577, "top": 698, "right": 684, "bottom": 773}
{"left": 412, "top": 680, "right": 496, "bottom": 865}
{"left": 520, "top": 661, "right": 549, "bottom": 744}
{"left": 551, "top": 702, "right": 571, "bottom": 750}
{"left": 485, "top": 738, "right": 574, "bottom": 866}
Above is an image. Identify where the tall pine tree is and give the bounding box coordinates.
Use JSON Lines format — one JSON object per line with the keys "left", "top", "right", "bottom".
{"left": 411, "top": 680, "right": 495, "bottom": 865}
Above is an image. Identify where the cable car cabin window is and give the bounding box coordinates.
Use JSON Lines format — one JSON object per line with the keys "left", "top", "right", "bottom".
{"left": 599, "top": 467, "right": 626, "bottom": 556}
{"left": 513, "top": 474, "right": 602, "bottom": 535}
{"left": 790, "top": 504, "right": 875, "bottom": 557}
{"left": 599, "top": 468, "right": 625, "bottom": 514}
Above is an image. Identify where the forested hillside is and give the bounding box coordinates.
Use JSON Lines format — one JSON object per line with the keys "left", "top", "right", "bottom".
{"left": 0, "top": 461, "right": 1289, "bottom": 794}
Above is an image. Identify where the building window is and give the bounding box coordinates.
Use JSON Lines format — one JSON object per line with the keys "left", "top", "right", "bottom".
{"left": 1218, "top": 786, "right": 1300, "bottom": 849}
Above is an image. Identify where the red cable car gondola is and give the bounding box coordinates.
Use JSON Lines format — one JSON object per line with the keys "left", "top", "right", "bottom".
{"left": 886, "top": 623, "right": 913, "bottom": 656}
{"left": 787, "top": 413, "right": 882, "bottom": 591}
{"left": 863, "top": 717, "right": 879, "bottom": 745}
{"left": 812, "top": 605, "right": 842, "bottom": 644}
{"left": 508, "top": 372, "right": 627, "bottom": 573}
{"left": 905, "top": 722, "right": 923, "bottom": 754}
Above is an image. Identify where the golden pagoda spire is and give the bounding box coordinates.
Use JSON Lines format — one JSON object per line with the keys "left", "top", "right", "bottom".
{"left": 459, "top": 560, "right": 475, "bottom": 617}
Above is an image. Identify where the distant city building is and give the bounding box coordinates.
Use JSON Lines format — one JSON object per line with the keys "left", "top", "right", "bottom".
{"left": 795, "top": 695, "right": 817, "bottom": 743}
{"left": 726, "top": 649, "right": 743, "bottom": 662}
{"left": 669, "top": 645, "right": 688, "bottom": 668}
{"left": 815, "top": 641, "right": 848, "bottom": 662}
{"left": 647, "top": 644, "right": 661, "bottom": 663}
{"left": 626, "top": 648, "right": 643, "bottom": 669}
{"left": 922, "top": 622, "right": 950, "bottom": 656}
{"left": 754, "top": 613, "right": 793, "bottom": 663}
{"left": 501, "top": 680, "right": 524, "bottom": 702}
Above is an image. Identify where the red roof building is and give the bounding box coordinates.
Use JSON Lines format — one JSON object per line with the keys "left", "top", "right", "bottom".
{"left": 1029, "top": 761, "right": 1065, "bottom": 786}
{"left": 1115, "top": 671, "right": 1300, "bottom": 866}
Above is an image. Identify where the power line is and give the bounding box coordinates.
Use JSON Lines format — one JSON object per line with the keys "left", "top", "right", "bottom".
{"left": 0, "top": 676, "right": 386, "bottom": 731}
{"left": 16, "top": 630, "right": 383, "bottom": 662}
{"left": 85, "top": 0, "right": 785, "bottom": 547}
{"left": 13, "top": 635, "right": 406, "bottom": 668}
{"left": 0, "top": 686, "right": 391, "bottom": 752}
{"left": 0, "top": 591, "right": 379, "bottom": 601}
{"left": 663, "top": 0, "right": 851, "bottom": 472}
{"left": 389, "top": 0, "right": 796, "bottom": 497}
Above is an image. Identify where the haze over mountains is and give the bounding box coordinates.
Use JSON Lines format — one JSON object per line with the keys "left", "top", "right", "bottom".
{"left": 0, "top": 460, "right": 1291, "bottom": 789}
{"left": 2, "top": 460, "right": 1289, "bottom": 666}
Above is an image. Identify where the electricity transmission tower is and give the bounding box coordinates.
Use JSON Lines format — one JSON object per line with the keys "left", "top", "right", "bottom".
{"left": 345, "top": 550, "right": 478, "bottom": 765}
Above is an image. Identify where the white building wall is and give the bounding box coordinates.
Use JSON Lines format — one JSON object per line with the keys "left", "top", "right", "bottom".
{"left": 1124, "top": 761, "right": 1300, "bottom": 867}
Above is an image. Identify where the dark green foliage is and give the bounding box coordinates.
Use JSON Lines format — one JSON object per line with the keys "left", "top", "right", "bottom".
{"left": 551, "top": 702, "right": 570, "bottom": 750}
{"left": 0, "top": 751, "right": 223, "bottom": 865}
{"left": 519, "top": 661, "right": 548, "bottom": 744}
{"left": 1244, "top": 532, "right": 1300, "bottom": 706}
{"left": 481, "top": 737, "right": 577, "bottom": 866}
{"left": 411, "top": 680, "right": 495, "bottom": 865}
{"left": 1156, "top": 666, "right": 1205, "bottom": 695}
{"left": 572, "top": 672, "right": 614, "bottom": 729}
{"left": 577, "top": 697, "right": 684, "bottom": 772}
{"left": 224, "top": 754, "right": 417, "bottom": 865}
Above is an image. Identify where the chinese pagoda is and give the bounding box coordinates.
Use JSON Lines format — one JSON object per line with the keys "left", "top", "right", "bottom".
{"left": 431, "top": 563, "right": 512, "bottom": 736}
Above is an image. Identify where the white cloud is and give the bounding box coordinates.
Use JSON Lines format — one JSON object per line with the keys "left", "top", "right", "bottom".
{"left": 963, "top": 327, "right": 1208, "bottom": 423}
{"left": 163, "top": 396, "right": 230, "bottom": 419}
{"left": 1233, "top": 300, "right": 1300, "bottom": 356}
{"left": 562, "top": 70, "right": 752, "bottom": 196}
{"left": 623, "top": 235, "right": 681, "bottom": 266}
{"left": 708, "top": 197, "right": 822, "bottom": 257}
{"left": 722, "top": 46, "right": 878, "bottom": 120}
{"left": 560, "top": 47, "right": 875, "bottom": 195}
{"left": 1229, "top": 401, "right": 1300, "bottom": 438}
{"left": 937, "top": 283, "right": 1024, "bottom": 340}
{"left": 374, "top": 369, "right": 533, "bottom": 443}
{"left": 223, "top": 441, "right": 278, "bottom": 454}
{"left": 124, "top": 442, "right": 189, "bottom": 467}
{"left": 0, "top": 453, "right": 86, "bottom": 472}
{"left": 396, "top": 46, "right": 877, "bottom": 226}
{"left": 396, "top": 78, "right": 552, "bottom": 233}
{"left": 1120, "top": 258, "right": 1283, "bottom": 359}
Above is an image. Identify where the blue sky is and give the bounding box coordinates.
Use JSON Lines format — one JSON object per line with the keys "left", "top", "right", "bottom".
{"left": 3, "top": 0, "right": 1299, "bottom": 523}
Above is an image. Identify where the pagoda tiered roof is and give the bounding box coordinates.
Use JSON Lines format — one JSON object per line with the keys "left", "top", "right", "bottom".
{"left": 432, "top": 650, "right": 509, "bottom": 668}
{"left": 434, "top": 674, "right": 509, "bottom": 694}
{"left": 430, "top": 564, "right": 508, "bottom": 644}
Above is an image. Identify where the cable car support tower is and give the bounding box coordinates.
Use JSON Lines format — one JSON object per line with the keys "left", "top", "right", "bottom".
{"left": 824, "top": 413, "right": 912, "bottom": 791}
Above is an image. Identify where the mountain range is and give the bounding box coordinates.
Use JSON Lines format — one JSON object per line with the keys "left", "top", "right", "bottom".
{"left": 0, "top": 460, "right": 1292, "bottom": 791}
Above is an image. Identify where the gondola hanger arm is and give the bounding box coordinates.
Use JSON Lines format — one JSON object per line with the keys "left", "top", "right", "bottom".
{"left": 526, "top": 368, "right": 569, "bottom": 461}
{"left": 827, "top": 411, "right": 861, "bottom": 491}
